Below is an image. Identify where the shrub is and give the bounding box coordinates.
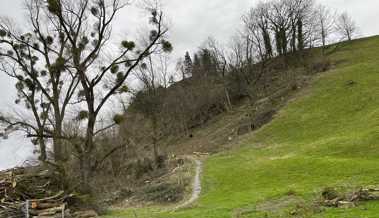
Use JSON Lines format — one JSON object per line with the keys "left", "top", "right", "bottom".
{"left": 321, "top": 187, "right": 340, "bottom": 200}
{"left": 141, "top": 183, "right": 184, "bottom": 203}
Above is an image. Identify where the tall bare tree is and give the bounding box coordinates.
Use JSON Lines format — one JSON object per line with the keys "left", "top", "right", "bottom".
{"left": 204, "top": 37, "right": 232, "bottom": 110}
{"left": 132, "top": 53, "right": 171, "bottom": 166}
{"left": 289, "top": 0, "right": 315, "bottom": 51}
{"left": 0, "top": 1, "right": 81, "bottom": 164}
{"left": 243, "top": 2, "right": 273, "bottom": 61}
{"left": 0, "top": 0, "right": 171, "bottom": 187}
{"left": 265, "top": 0, "right": 292, "bottom": 55}
{"left": 315, "top": 4, "right": 335, "bottom": 49}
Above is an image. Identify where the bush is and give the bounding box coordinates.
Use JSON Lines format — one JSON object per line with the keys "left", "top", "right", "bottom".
{"left": 156, "top": 155, "right": 167, "bottom": 169}
{"left": 321, "top": 187, "right": 340, "bottom": 200}
{"left": 134, "top": 158, "right": 154, "bottom": 179}
{"left": 311, "top": 59, "right": 331, "bottom": 73}
{"left": 141, "top": 183, "right": 184, "bottom": 203}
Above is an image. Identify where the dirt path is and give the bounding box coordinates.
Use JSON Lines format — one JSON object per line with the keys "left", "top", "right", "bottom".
{"left": 174, "top": 156, "right": 202, "bottom": 210}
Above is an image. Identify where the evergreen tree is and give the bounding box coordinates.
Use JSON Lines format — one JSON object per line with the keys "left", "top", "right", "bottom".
{"left": 183, "top": 51, "right": 193, "bottom": 77}
{"left": 192, "top": 54, "right": 201, "bottom": 78}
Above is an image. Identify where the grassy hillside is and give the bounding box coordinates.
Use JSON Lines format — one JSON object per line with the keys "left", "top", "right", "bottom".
{"left": 104, "top": 36, "right": 379, "bottom": 218}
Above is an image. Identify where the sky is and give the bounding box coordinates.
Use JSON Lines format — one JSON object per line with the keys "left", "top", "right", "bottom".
{"left": 0, "top": 0, "right": 378, "bottom": 170}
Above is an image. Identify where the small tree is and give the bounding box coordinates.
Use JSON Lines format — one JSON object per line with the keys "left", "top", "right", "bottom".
{"left": 336, "top": 12, "right": 356, "bottom": 41}
{"left": 315, "top": 4, "right": 335, "bottom": 49}
{"left": 132, "top": 53, "right": 171, "bottom": 166}
{"left": 183, "top": 51, "right": 193, "bottom": 78}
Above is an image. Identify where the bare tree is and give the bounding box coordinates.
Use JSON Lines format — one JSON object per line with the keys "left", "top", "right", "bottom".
{"left": 264, "top": 0, "right": 293, "bottom": 55}
{"left": 205, "top": 37, "right": 232, "bottom": 110}
{"left": 0, "top": 0, "right": 171, "bottom": 188}
{"left": 315, "top": 4, "right": 335, "bottom": 49}
{"left": 243, "top": 2, "right": 273, "bottom": 61}
{"left": 132, "top": 53, "right": 171, "bottom": 165}
{"left": 0, "top": 2, "right": 81, "bottom": 165}
{"left": 291, "top": 0, "right": 316, "bottom": 51}
{"left": 228, "top": 34, "right": 256, "bottom": 102}
{"left": 336, "top": 12, "right": 356, "bottom": 41}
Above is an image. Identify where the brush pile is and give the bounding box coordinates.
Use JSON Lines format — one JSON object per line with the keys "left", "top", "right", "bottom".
{"left": 322, "top": 187, "right": 379, "bottom": 208}
{"left": 0, "top": 166, "right": 71, "bottom": 218}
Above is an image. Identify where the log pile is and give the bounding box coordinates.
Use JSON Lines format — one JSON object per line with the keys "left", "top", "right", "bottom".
{"left": 0, "top": 167, "right": 72, "bottom": 218}
{"left": 322, "top": 187, "right": 379, "bottom": 208}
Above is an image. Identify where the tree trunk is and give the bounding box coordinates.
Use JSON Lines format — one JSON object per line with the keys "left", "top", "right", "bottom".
{"left": 275, "top": 31, "right": 282, "bottom": 55}
{"left": 321, "top": 26, "right": 326, "bottom": 54}
{"left": 53, "top": 122, "right": 63, "bottom": 163}
{"left": 347, "top": 31, "right": 351, "bottom": 41}
{"left": 224, "top": 86, "right": 232, "bottom": 111}
{"left": 281, "top": 29, "right": 288, "bottom": 55}
{"left": 79, "top": 154, "right": 92, "bottom": 193}
{"left": 80, "top": 99, "right": 96, "bottom": 190}
{"left": 262, "top": 29, "right": 273, "bottom": 58}
{"left": 151, "top": 115, "right": 159, "bottom": 165}
{"left": 39, "top": 137, "right": 47, "bottom": 162}
{"left": 321, "top": 20, "right": 326, "bottom": 48}
{"left": 291, "top": 21, "right": 297, "bottom": 53}
{"left": 297, "top": 19, "right": 304, "bottom": 51}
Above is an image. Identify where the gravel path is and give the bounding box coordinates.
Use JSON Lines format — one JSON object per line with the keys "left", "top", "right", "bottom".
{"left": 174, "top": 157, "right": 202, "bottom": 210}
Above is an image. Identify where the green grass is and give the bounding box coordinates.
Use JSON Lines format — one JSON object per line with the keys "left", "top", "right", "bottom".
{"left": 104, "top": 36, "right": 379, "bottom": 218}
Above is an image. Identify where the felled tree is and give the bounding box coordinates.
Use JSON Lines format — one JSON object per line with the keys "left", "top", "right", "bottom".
{"left": 0, "top": 0, "right": 171, "bottom": 188}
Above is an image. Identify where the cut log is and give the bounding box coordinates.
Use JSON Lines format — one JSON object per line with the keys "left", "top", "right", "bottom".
{"left": 31, "top": 202, "right": 63, "bottom": 210}
{"left": 193, "top": 152, "right": 209, "bottom": 156}
{"left": 338, "top": 201, "right": 355, "bottom": 208}
{"left": 324, "top": 198, "right": 339, "bottom": 207}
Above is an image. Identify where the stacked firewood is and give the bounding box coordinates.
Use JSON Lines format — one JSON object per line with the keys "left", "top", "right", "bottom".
{"left": 0, "top": 167, "right": 71, "bottom": 218}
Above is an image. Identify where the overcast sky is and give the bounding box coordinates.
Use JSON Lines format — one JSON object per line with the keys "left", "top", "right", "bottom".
{"left": 0, "top": 0, "right": 378, "bottom": 170}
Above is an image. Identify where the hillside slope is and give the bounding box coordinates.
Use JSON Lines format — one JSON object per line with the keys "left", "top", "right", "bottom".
{"left": 104, "top": 36, "right": 379, "bottom": 218}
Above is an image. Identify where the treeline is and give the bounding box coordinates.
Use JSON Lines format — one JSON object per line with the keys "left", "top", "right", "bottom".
{"left": 242, "top": 0, "right": 356, "bottom": 60}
